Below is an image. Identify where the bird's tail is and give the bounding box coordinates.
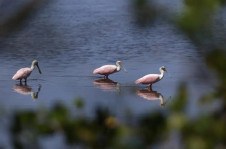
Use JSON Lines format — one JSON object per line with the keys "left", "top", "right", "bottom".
{"left": 93, "top": 69, "right": 98, "bottom": 74}
{"left": 135, "top": 79, "right": 140, "bottom": 84}
{"left": 12, "top": 75, "right": 17, "bottom": 80}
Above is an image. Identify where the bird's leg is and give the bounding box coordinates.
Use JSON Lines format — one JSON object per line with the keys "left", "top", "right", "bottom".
{"left": 148, "top": 84, "right": 153, "bottom": 91}
{"left": 19, "top": 79, "right": 22, "bottom": 85}
{"left": 24, "top": 78, "right": 27, "bottom": 85}
{"left": 105, "top": 75, "right": 109, "bottom": 79}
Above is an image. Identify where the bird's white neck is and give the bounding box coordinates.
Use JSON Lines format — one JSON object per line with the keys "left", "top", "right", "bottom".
{"left": 31, "top": 64, "right": 35, "bottom": 70}
{"left": 116, "top": 63, "right": 121, "bottom": 71}
{"left": 159, "top": 69, "right": 165, "bottom": 79}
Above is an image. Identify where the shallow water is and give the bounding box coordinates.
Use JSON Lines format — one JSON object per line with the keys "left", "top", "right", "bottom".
{"left": 0, "top": 0, "right": 213, "bottom": 118}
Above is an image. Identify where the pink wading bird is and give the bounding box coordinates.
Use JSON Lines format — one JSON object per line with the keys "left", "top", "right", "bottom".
{"left": 135, "top": 66, "right": 167, "bottom": 89}
{"left": 93, "top": 61, "right": 124, "bottom": 79}
{"left": 12, "top": 60, "right": 42, "bottom": 84}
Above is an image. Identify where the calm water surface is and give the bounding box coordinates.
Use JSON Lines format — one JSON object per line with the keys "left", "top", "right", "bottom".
{"left": 0, "top": 0, "right": 213, "bottom": 118}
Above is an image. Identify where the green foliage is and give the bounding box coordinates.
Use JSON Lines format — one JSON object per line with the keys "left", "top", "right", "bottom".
{"left": 177, "top": 0, "right": 220, "bottom": 43}
{"left": 206, "top": 49, "right": 226, "bottom": 101}
{"left": 181, "top": 115, "right": 226, "bottom": 148}
{"left": 184, "top": 0, "right": 219, "bottom": 10}
{"left": 74, "top": 98, "right": 85, "bottom": 109}
{"left": 169, "top": 83, "right": 188, "bottom": 113}
{"left": 138, "top": 111, "right": 166, "bottom": 145}
{"left": 206, "top": 49, "right": 226, "bottom": 81}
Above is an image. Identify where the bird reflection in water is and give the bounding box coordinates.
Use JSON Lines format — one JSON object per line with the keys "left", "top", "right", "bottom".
{"left": 13, "top": 84, "right": 42, "bottom": 100}
{"left": 93, "top": 78, "right": 120, "bottom": 92}
{"left": 136, "top": 88, "right": 166, "bottom": 107}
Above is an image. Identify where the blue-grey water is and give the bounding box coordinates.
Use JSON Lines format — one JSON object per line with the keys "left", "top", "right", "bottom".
{"left": 0, "top": 0, "right": 214, "bottom": 147}
{"left": 0, "top": 0, "right": 213, "bottom": 114}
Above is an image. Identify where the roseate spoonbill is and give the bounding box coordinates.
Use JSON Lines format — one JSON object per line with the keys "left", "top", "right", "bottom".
{"left": 93, "top": 78, "right": 119, "bottom": 91}
{"left": 135, "top": 66, "right": 167, "bottom": 89}
{"left": 12, "top": 60, "right": 42, "bottom": 83}
{"left": 136, "top": 89, "right": 165, "bottom": 106}
{"left": 93, "top": 61, "right": 124, "bottom": 79}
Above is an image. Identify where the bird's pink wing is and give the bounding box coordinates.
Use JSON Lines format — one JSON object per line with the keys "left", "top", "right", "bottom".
{"left": 12, "top": 68, "right": 32, "bottom": 80}
{"left": 93, "top": 65, "right": 117, "bottom": 75}
{"left": 135, "top": 74, "right": 160, "bottom": 84}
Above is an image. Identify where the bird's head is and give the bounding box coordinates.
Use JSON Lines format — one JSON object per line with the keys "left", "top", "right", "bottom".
{"left": 32, "top": 60, "right": 42, "bottom": 74}
{"left": 116, "top": 61, "right": 122, "bottom": 66}
{"left": 116, "top": 61, "right": 127, "bottom": 72}
{"left": 160, "top": 66, "right": 167, "bottom": 72}
{"left": 32, "top": 60, "right": 38, "bottom": 65}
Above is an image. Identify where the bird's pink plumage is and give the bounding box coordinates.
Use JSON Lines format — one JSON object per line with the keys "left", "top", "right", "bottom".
{"left": 135, "top": 74, "right": 160, "bottom": 84}
{"left": 93, "top": 65, "right": 117, "bottom": 75}
{"left": 12, "top": 68, "right": 32, "bottom": 80}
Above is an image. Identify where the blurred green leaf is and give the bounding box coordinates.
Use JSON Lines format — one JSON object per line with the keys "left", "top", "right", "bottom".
{"left": 74, "top": 98, "right": 85, "bottom": 109}
{"left": 169, "top": 83, "right": 188, "bottom": 112}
